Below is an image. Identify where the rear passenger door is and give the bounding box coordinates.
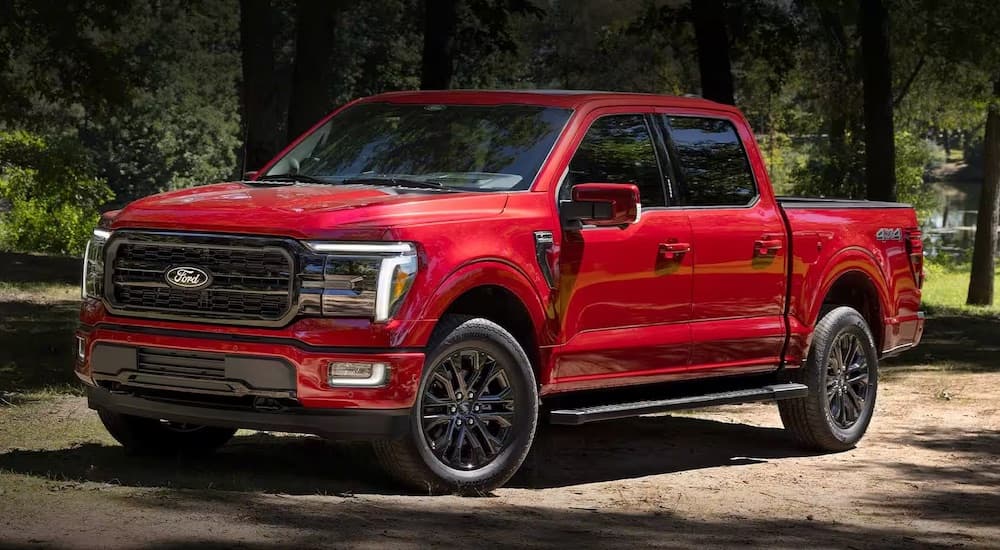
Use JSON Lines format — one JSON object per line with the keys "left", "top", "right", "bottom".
{"left": 657, "top": 114, "right": 787, "bottom": 373}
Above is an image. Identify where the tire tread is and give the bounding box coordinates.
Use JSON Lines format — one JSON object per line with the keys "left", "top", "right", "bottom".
{"left": 779, "top": 306, "right": 878, "bottom": 452}
{"left": 372, "top": 315, "right": 538, "bottom": 495}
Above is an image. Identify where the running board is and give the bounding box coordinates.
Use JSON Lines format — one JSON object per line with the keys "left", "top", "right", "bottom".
{"left": 548, "top": 383, "right": 809, "bottom": 426}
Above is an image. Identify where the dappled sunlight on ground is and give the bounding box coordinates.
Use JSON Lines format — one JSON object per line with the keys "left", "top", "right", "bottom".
{"left": 2, "top": 252, "right": 999, "bottom": 548}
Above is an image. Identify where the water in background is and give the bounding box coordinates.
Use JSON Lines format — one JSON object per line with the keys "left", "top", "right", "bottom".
{"left": 923, "top": 181, "right": 990, "bottom": 259}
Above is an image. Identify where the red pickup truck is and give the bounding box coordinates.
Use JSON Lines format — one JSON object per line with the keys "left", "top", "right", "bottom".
{"left": 76, "top": 90, "right": 924, "bottom": 494}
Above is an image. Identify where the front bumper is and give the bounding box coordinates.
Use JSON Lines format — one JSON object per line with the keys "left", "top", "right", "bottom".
{"left": 87, "top": 385, "right": 410, "bottom": 439}
{"left": 76, "top": 315, "right": 428, "bottom": 414}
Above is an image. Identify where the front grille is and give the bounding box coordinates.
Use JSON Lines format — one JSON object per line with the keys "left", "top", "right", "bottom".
{"left": 136, "top": 347, "right": 226, "bottom": 380}
{"left": 105, "top": 232, "right": 295, "bottom": 324}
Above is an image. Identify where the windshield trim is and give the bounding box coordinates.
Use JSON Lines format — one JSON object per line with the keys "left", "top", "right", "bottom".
{"left": 256, "top": 101, "right": 575, "bottom": 194}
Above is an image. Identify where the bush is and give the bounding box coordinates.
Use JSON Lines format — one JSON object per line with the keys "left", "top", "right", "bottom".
{"left": 789, "top": 136, "right": 866, "bottom": 199}
{"left": 895, "top": 131, "right": 937, "bottom": 222}
{"left": 923, "top": 138, "right": 947, "bottom": 170}
{"left": 786, "top": 131, "right": 937, "bottom": 222}
{"left": 0, "top": 131, "right": 114, "bottom": 255}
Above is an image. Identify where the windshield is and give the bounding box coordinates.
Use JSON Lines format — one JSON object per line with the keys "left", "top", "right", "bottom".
{"left": 263, "top": 102, "right": 572, "bottom": 191}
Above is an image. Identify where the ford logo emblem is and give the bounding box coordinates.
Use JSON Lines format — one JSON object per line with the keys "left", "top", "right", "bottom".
{"left": 164, "top": 266, "right": 212, "bottom": 290}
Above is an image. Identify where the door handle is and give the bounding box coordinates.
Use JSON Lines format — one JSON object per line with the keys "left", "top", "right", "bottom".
{"left": 659, "top": 242, "right": 691, "bottom": 261}
{"left": 754, "top": 238, "right": 783, "bottom": 256}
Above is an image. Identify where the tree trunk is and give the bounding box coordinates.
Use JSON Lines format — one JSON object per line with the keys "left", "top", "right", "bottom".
{"left": 287, "top": 0, "right": 338, "bottom": 139}
{"left": 239, "top": 0, "right": 282, "bottom": 173}
{"left": 815, "top": 5, "right": 851, "bottom": 193}
{"left": 967, "top": 80, "right": 1000, "bottom": 306}
{"left": 420, "top": 0, "right": 459, "bottom": 90}
{"left": 691, "top": 0, "right": 735, "bottom": 105}
{"left": 859, "top": 0, "right": 897, "bottom": 202}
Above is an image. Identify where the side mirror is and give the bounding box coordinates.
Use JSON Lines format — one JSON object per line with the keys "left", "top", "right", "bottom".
{"left": 564, "top": 183, "right": 641, "bottom": 227}
{"left": 243, "top": 170, "right": 259, "bottom": 180}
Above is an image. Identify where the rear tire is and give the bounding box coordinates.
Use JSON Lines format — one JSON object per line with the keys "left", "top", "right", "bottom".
{"left": 372, "top": 315, "right": 538, "bottom": 495}
{"left": 98, "top": 409, "right": 236, "bottom": 456}
{"left": 779, "top": 306, "right": 879, "bottom": 451}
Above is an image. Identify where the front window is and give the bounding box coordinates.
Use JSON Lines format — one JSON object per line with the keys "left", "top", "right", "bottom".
{"left": 264, "top": 102, "right": 572, "bottom": 192}
{"left": 560, "top": 114, "right": 666, "bottom": 207}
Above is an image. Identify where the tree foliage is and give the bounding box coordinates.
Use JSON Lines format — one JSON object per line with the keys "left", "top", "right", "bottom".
{"left": 0, "top": 0, "right": 241, "bottom": 203}
{"left": 0, "top": 0, "right": 997, "bottom": 270}
{"left": 0, "top": 131, "right": 114, "bottom": 254}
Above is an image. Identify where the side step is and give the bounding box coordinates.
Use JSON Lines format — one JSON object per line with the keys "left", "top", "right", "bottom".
{"left": 548, "top": 383, "right": 809, "bottom": 426}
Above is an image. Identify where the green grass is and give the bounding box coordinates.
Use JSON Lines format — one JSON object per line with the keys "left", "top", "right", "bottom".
{"left": 922, "top": 262, "right": 1000, "bottom": 317}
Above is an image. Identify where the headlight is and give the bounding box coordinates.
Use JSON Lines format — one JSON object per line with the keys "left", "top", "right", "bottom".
{"left": 81, "top": 228, "right": 111, "bottom": 299}
{"left": 302, "top": 242, "right": 418, "bottom": 322}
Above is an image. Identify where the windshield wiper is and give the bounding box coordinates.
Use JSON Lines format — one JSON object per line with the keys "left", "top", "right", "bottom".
{"left": 255, "top": 173, "right": 338, "bottom": 185}
{"left": 342, "top": 176, "right": 449, "bottom": 190}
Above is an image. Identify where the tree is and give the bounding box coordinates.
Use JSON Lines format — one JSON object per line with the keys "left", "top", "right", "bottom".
{"left": 421, "top": 0, "right": 460, "bottom": 89}
{"left": 0, "top": 1, "right": 241, "bottom": 201}
{"left": 859, "top": 0, "right": 896, "bottom": 202}
{"left": 691, "top": 0, "right": 735, "bottom": 105}
{"left": 287, "top": 0, "right": 339, "bottom": 138}
{"left": 968, "top": 79, "right": 1000, "bottom": 305}
{"left": 240, "top": 0, "right": 283, "bottom": 172}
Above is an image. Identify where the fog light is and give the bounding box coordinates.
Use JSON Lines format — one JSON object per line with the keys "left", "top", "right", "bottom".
{"left": 77, "top": 336, "right": 86, "bottom": 361}
{"left": 327, "top": 362, "right": 389, "bottom": 387}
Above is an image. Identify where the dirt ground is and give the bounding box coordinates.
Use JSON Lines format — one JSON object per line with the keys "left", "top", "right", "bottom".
{"left": 1, "top": 367, "right": 998, "bottom": 549}
{"left": 1, "top": 251, "right": 998, "bottom": 548}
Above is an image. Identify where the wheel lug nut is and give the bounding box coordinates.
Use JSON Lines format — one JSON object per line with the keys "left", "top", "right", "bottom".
{"left": 456, "top": 392, "right": 463, "bottom": 400}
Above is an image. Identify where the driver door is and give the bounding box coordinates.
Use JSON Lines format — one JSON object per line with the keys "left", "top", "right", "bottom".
{"left": 551, "top": 110, "right": 693, "bottom": 389}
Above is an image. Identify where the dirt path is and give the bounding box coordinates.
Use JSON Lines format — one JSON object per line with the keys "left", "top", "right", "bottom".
{"left": 1, "top": 367, "right": 997, "bottom": 549}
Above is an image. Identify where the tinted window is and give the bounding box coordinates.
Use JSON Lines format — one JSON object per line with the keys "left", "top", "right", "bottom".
{"left": 265, "top": 103, "right": 571, "bottom": 191}
{"left": 561, "top": 115, "right": 666, "bottom": 207}
{"left": 665, "top": 116, "right": 756, "bottom": 206}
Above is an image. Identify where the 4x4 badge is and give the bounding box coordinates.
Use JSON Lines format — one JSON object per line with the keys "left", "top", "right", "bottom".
{"left": 164, "top": 266, "right": 212, "bottom": 289}
{"left": 876, "top": 228, "right": 902, "bottom": 242}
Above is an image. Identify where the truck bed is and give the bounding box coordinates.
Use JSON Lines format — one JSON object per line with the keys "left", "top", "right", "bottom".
{"left": 776, "top": 196, "right": 923, "bottom": 363}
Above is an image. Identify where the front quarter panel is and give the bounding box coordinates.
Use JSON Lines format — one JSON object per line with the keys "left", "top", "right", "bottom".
{"left": 389, "top": 192, "right": 558, "bottom": 350}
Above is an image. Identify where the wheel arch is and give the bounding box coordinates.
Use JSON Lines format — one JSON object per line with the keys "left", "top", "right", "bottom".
{"left": 811, "top": 256, "right": 890, "bottom": 351}
{"left": 419, "top": 260, "right": 551, "bottom": 378}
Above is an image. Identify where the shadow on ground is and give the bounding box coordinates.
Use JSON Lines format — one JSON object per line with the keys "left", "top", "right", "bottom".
{"left": 0, "top": 299, "right": 81, "bottom": 393}
{"left": 92, "top": 494, "right": 976, "bottom": 549}
{"left": 0, "top": 252, "right": 82, "bottom": 393}
{"left": 0, "top": 251, "right": 82, "bottom": 285}
{"left": 868, "top": 427, "right": 1000, "bottom": 529}
{"left": 2, "top": 459, "right": 984, "bottom": 549}
{"left": 883, "top": 313, "right": 1000, "bottom": 372}
{"left": 0, "top": 415, "right": 817, "bottom": 494}
{"left": 3, "top": 418, "right": 991, "bottom": 548}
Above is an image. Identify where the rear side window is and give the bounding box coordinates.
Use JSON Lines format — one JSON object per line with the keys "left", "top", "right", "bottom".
{"left": 562, "top": 114, "right": 666, "bottom": 207}
{"left": 664, "top": 116, "right": 756, "bottom": 206}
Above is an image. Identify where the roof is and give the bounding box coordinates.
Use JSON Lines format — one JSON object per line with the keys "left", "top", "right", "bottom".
{"left": 356, "top": 89, "right": 735, "bottom": 112}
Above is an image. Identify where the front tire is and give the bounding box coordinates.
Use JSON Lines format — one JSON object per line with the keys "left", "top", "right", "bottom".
{"left": 373, "top": 316, "right": 538, "bottom": 495}
{"left": 779, "top": 306, "right": 879, "bottom": 451}
{"left": 98, "top": 409, "right": 237, "bottom": 456}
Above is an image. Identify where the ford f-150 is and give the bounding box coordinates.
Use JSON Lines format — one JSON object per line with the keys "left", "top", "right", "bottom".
{"left": 75, "top": 90, "right": 924, "bottom": 494}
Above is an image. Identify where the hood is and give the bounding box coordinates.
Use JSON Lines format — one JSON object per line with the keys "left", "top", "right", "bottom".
{"left": 110, "top": 182, "right": 510, "bottom": 239}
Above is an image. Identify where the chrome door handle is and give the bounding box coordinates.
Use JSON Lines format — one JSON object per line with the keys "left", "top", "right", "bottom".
{"left": 659, "top": 242, "right": 691, "bottom": 261}
{"left": 754, "top": 238, "right": 783, "bottom": 256}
